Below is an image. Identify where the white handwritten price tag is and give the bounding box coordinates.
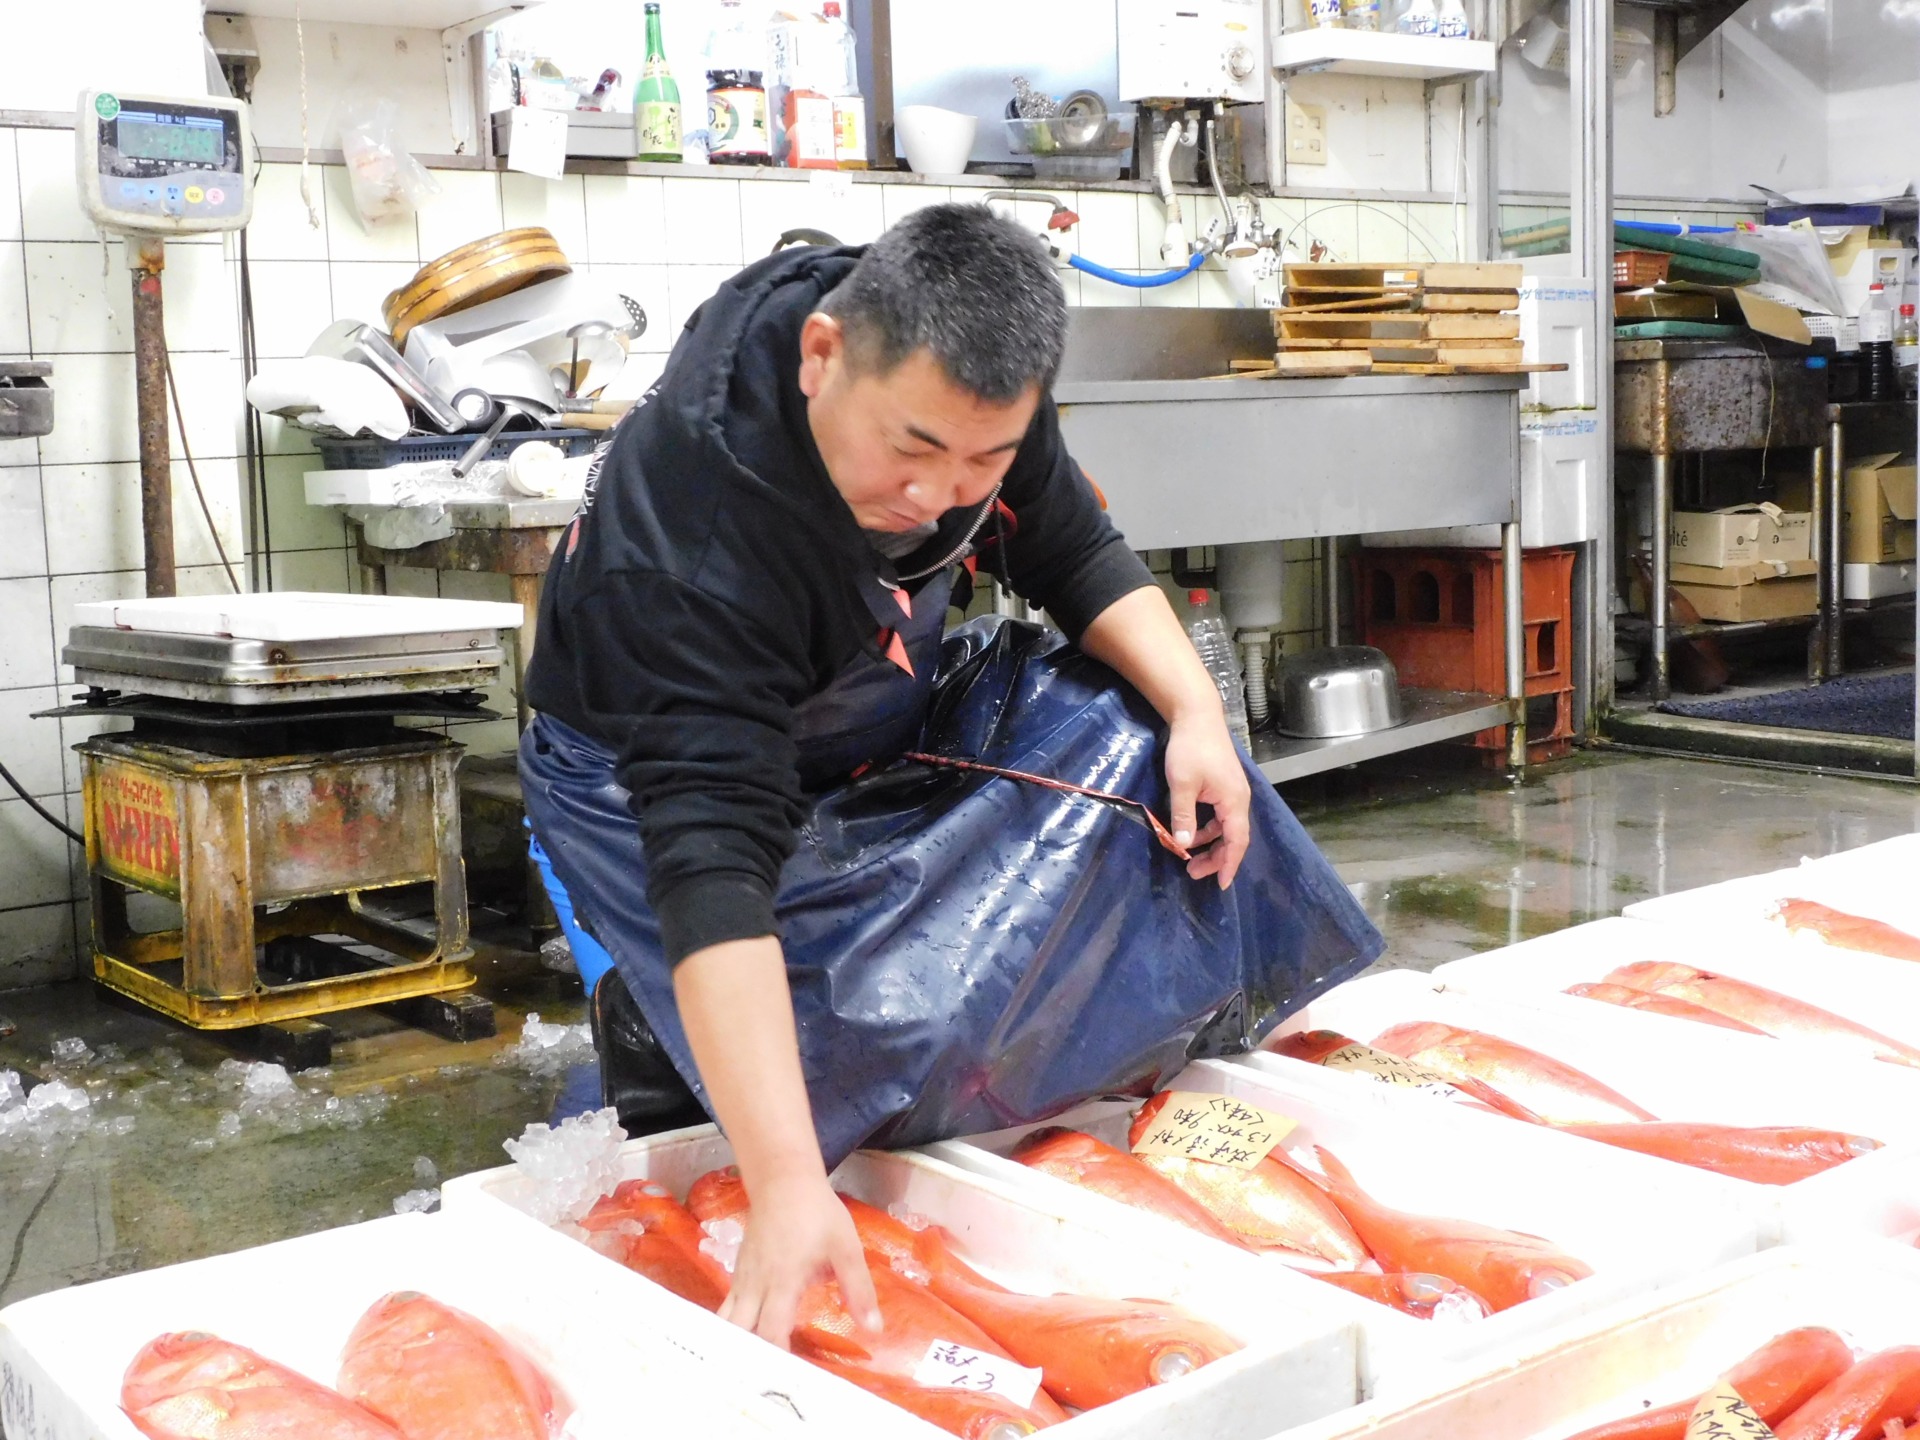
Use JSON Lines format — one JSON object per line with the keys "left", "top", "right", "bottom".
{"left": 1130, "top": 1090, "right": 1297, "bottom": 1170}
{"left": 1686, "top": 1383, "right": 1777, "bottom": 1440}
{"left": 1320, "top": 1043, "right": 1463, "bottom": 1096}
{"left": 913, "top": 1341, "right": 1044, "bottom": 1409}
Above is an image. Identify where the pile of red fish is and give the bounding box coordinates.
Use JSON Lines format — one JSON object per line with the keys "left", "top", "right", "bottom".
{"left": 121, "top": 1292, "right": 566, "bottom": 1440}
{"left": 578, "top": 1165, "right": 1244, "bottom": 1437}
{"left": 1566, "top": 1326, "right": 1920, "bottom": 1440}
{"left": 1009, "top": 1098, "right": 1591, "bottom": 1325}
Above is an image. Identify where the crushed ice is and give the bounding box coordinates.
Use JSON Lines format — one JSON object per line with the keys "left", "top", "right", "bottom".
{"left": 498, "top": 1012, "right": 596, "bottom": 1076}
{"left": 50, "top": 1037, "right": 93, "bottom": 1065}
{"left": 503, "top": 1107, "right": 627, "bottom": 1225}
{"left": 393, "top": 1188, "right": 441, "bottom": 1215}
{"left": 413, "top": 1156, "right": 439, "bottom": 1184}
{"left": 698, "top": 1217, "right": 744, "bottom": 1274}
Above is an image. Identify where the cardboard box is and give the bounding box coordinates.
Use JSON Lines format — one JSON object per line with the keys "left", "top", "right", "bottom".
{"left": 1844, "top": 453, "right": 1919, "bottom": 563}
{"left": 1669, "top": 504, "right": 1812, "bottom": 567}
{"left": 1671, "top": 557, "right": 1818, "bottom": 622}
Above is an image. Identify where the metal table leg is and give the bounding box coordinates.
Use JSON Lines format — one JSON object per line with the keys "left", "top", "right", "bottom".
{"left": 1503, "top": 522, "right": 1527, "bottom": 770}
{"left": 509, "top": 572, "right": 543, "bottom": 736}
{"left": 1810, "top": 444, "right": 1829, "bottom": 681}
{"left": 1650, "top": 451, "right": 1672, "bottom": 701}
{"left": 1827, "top": 417, "right": 1846, "bottom": 678}
{"left": 1324, "top": 535, "right": 1341, "bottom": 645}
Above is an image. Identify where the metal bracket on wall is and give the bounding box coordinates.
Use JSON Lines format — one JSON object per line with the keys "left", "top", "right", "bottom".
{"left": 1624, "top": 0, "right": 1749, "bottom": 118}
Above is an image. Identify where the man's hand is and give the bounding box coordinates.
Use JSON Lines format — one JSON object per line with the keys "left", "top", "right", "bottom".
{"left": 1165, "top": 706, "right": 1251, "bottom": 888}
{"left": 719, "top": 1167, "right": 881, "bottom": 1349}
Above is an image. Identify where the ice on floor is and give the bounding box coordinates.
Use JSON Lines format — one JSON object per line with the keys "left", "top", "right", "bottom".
{"left": 413, "top": 1155, "right": 439, "bottom": 1184}
{"left": 503, "top": 1106, "right": 627, "bottom": 1224}
{"left": 50, "top": 1037, "right": 93, "bottom": 1065}
{"left": 500, "top": 1012, "right": 597, "bottom": 1076}
{"left": 393, "top": 1187, "right": 440, "bottom": 1215}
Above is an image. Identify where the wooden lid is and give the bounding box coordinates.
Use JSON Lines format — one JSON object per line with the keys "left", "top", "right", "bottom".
{"left": 383, "top": 227, "right": 572, "bottom": 348}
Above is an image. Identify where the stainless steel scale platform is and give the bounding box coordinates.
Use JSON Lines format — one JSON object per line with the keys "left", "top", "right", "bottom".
{"left": 42, "top": 593, "right": 524, "bottom": 1067}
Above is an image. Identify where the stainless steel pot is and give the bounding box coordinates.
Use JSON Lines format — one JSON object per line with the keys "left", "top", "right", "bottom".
{"left": 1270, "top": 646, "right": 1405, "bottom": 738}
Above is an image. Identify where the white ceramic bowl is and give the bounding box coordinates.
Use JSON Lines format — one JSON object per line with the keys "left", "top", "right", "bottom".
{"left": 896, "top": 105, "right": 978, "bottom": 176}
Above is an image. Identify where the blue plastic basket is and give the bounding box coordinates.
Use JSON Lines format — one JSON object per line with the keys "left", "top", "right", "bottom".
{"left": 313, "top": 428, "right": 602, "bottom": 471}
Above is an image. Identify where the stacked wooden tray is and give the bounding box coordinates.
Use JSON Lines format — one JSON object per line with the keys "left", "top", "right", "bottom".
{"left": 1270, "top": 262, "right": 1528, "bottom": 376}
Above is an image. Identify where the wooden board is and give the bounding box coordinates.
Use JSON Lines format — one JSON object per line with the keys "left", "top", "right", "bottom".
{"left": 1283, "top": 263, "right": 1421, "bottom": 290}
{"left": 1374, "top": 360, "right": 1562, "bottom": 375}
{"left": 1276, "top": 315, "right": 1429, "bottom": 341}
{"left": 1273, "top": 337, "right": 1408, "bottom": 351}
{"left": 1275, "top": 350, "right": 1374, "bottom": 375}
{"left": 1415, "top": 290, "right": 1520, "bottom": 312}
{"left": 1419, "top": 261, "right": 1524, "bottom": 291}
{"left": 1277, "top": 294, "right": 1415, "bottom": 314}
{"left": 1423, "top": 314, "right": 1522, "bottom": 340}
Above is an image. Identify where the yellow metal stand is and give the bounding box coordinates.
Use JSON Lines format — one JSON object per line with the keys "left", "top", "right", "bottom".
{"left": 80, "top": 733, "right": 475, "bottom": 1029}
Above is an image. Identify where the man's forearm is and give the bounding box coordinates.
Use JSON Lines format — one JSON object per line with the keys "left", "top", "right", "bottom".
{"left": 674, "top": 935, "right": 825, "bottom": 1189}
{"left": 1078, "top": 584, "right": 1222, "bottom": 727}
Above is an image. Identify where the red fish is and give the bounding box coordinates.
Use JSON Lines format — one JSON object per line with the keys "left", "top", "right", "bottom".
{"left": 1299, "top": 1269, "right": 1492, "bottom": 1322}
{"left": 1302, "top": 1146, "right": 1591, "bottom": 1312}
{"left": 122, "top": 1333, "right": 403, "bottom": 1440}
{"left": 1550, "top": 1121, "right": 1880, "bottom": 1186}
{"left": 1565, "top": 982, "right": 1771, "bottom": 1035}
{"left": 1122, "top": 1093, "right": 1369, "bottom": 1264}
{"left": 337, "top": 1293, "right": 566, "bottom": 1440}
{"left": 1604, "top": 962, "right": 1920, "bottom": 1069}
{"left": 1263, "top": 1030, "right": 1547, "bottom": 1122}
{"left": 1773, "top": 1346, "right": 1920, "bottom": 1440}
{"left": 1778, "top": 898, "right": 1920, "bottom": 963}
{"left": 579, "top": 1179, "right": 731, "bottom": 1311}
{"left": 808, "top": 1356, "right": 1053, "bottom": 1439}
{"left": 1372, "top": 1021, "right": 1658, "bottom": 1125}
{"left": 1562, "top": 1327, "right": 1855, "bottom": 1440}
{"left": 1007, "top": 1128, "right": 1254, "bottom": 1251}
{"left": 843, "top": 1196, "right": 1241, "bottom": 1410}
{"left": 687, "top": 1169, "right": 1068, "bottom": 1432}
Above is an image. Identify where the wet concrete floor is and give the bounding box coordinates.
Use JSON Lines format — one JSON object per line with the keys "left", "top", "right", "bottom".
{"left": 0, "top": 749, "right": 1912, "bottom": 1310}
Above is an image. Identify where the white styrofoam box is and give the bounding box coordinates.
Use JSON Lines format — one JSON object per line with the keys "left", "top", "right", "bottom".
{"left": 1272, "top": 1242, "right": 1920, "bottom": 1440}
{"left": 305, "top": 468, "right": 408, "bottom": 506}
{"left": 73, "top": 591, "right": 524, "bottom": 640}
{"left": 1436, "top": 913, "right": 1920, "bottom": 1058}
{"left": 1519, "top": 275, "right": 1598, "bottom": 412}
{"left": 441, "top": 1124, "right": 1362, "bottom": 1440}
{"left": 0, "top": 1210, "right": 809, "bottom": 1440}
{"left": 928, "top": 1059, "right": 1759, "bottom": 1399}
{"left": 1251, "top": 966, "right": 1920, "bottom": 1245}
{"left": 1844, "top": 560, "right": 1917, "bottom": 600}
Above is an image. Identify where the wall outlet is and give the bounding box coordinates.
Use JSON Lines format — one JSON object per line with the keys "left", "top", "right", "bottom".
{"left": 1285, "top": 98, "right": 1328, "bottom": 167}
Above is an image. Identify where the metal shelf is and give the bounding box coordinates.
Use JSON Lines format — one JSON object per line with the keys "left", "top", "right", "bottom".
{"left": 212, "top": 0, "right": 541, "bottom": 30}
{"left": 1269, "top": 29, "right": 1497, "bottom": 81}
{"left": 1251, "top": 689, "right": 1513, "bottom": 784}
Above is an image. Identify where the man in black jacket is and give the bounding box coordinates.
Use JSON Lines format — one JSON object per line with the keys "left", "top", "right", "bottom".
{"left": 521, "top": 204, "right": 1376, "bottom": 1348}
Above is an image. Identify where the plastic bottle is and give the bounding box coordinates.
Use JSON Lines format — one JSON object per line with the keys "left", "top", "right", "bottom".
{"left": 1397, "top": 0, "right": 1440, "bottom": 35}
{"left": 633, "top": 3, "right": 681, "bottom": 163}
{"left": 821, "top": 0, "right": 868, "bottom": 168}
{"left": 1895, "top": 302, "right": 1918, "bottom": 382}
{"left": 1436, "top": 0, "right": 1471, "bottom": 37}
{"left": 1187, "top": 590, "right": 1253, "bottom": 752}
{"left": 707, "top": 0, "right": 772, "bottom": 166}
{"left": 1861, "top": 282, "right": 1895, "bottom": 401}
{"left": 1342, "top": 0, "right": 1381, "bottom": 30}
{"left": 1309, "top": 0, "right": 1346, "bottom": 27}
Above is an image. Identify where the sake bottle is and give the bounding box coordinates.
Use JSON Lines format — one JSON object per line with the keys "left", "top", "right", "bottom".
{"left": 634, "top": 3, "right": 682, "bottom": 163}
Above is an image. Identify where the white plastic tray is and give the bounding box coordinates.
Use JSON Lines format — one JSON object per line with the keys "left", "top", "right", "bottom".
{"left": 1271, "top": 1243, "right": 1920, "bottom": 1440}
{"left": 926, "top": 1059, "right": 1758, "bottom": 1399}
{"left": 1434, "top": 914, "right": 1920, "bottom": 1055}
{"left": 441, "top": 1127, "right": 1362, "bottom": 1440}
{"left": 0, "top": 1210, "right": 808, "bottom": 1440}
{"left": 1251, "top": 967, "right": 1920, "bottom": 1245}
{"left": 1621, "top": 831, "right": 1920, "bottom": 942}
{"left": 73, "top": 592, "right": 525, "bottom": 640}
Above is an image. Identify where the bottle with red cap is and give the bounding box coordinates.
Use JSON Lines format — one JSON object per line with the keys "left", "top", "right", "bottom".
{"left": 1186, "top": 589, "right": 1252, "bottom": 751}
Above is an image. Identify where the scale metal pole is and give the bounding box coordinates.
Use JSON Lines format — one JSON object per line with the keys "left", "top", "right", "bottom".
{"left": 128, "top": 237, "right": 176, "bottom": 598}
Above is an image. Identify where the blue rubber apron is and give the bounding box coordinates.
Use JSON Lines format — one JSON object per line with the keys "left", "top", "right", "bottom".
{"left": 522, "top": 578, "right": 1382, "bottom": 1167}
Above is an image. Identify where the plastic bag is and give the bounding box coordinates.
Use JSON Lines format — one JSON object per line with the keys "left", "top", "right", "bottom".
{"left": 336, "top": 96, "right": 440, "bottom": 230}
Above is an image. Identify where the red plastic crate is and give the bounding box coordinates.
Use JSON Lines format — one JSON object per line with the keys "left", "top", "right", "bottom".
{"left": 1355, "top": 546, "right": 1578, "bottom": 762}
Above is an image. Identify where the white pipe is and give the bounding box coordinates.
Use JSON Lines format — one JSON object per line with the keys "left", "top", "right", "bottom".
{"left": 1241, "top": 634, "right": 1271, "bottom": 728}
{"left": 1155, "top": 120, "right": 1188, "bottom": 264}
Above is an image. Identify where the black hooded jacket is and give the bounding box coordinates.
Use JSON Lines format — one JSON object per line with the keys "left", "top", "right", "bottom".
{"left": 525, "top": 246, "right": 1153, "bottom": 964}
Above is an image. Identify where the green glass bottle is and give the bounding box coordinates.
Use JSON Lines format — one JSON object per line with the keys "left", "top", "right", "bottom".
{"left": 634, "top": 3, "right": 682, "bottom": 163}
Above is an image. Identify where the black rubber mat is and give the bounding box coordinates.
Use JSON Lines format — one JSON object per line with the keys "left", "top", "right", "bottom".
{"left": 1660, "top": 671, "right": 1916, "bottom": 741}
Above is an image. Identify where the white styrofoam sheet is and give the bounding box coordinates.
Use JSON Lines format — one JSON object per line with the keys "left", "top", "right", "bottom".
{"left": 1433, "top": 914, "right": 1920, "bottom": 1058}
{"left": 1619, "top": 831, "right": 1920, "bottom": 942}
{"left": 73, "top": 592, "right": 525, "bottom": 640}
{"left": 441, "top": 1126, "right": 1362, "bottom": 1440}
{"left": 1251, "top": 966, "right": 1920, "bottom": 1245}
{"left": 0, "top": 1210, "right": 813, "bottom": 1440}
{"left": 1272, "top": 1243, "right": 1920, "bottom": 1440}
{"left": 926, "top": 1059, "right": 1759, "bottom": 1400}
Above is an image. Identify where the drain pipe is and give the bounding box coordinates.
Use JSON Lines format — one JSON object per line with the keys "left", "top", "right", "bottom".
{"left": 1153, "top": 117, "right": 1190, "bottom": 263}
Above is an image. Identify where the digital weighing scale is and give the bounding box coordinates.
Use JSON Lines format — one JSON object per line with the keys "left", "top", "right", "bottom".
{"left": 43, "top": 595, "right": 523, "bottom": 1066}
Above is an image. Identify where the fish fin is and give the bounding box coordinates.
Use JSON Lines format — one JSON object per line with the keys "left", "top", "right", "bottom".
{"left": 1455, "top": 1076, "right": 1547, "bottom": 1125}
{"left": 1308, "top": 1145, "right": 1362, "bottom": 1198}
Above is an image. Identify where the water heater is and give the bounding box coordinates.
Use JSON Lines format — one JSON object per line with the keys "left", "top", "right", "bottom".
{"left": 1117, "top": 0, "right": 1266, "bottom": 104}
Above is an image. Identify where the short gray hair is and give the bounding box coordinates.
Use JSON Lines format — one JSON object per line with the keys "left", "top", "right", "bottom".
{"left": 819, "top": 203, "right": 1067, "bottom": 402}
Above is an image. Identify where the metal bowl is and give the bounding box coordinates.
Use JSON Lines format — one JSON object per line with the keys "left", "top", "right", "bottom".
{"left": 1270, "top": 646, "right": 1405, "bottom": 739}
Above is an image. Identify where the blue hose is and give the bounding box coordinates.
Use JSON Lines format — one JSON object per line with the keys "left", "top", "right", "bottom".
{"left": 1069, "top": 251, "right": 1206, "bottom": 288}
{"left": 1622, "top": 221, "right": 1736, "bottom": 235}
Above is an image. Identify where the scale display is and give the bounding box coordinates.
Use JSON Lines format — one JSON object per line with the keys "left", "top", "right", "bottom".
{"left": 77, "top": 89, "right": 253, "bottom": 235}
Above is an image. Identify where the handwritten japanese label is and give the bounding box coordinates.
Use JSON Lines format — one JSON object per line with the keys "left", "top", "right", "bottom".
{"left": 1319, "top": 1043, "right": 1464, "bottom": 1097}
{"left": 1686, "top": 1384, "right": 1777, "bottom": 1440}
{"left": 913, "top": 1341, "right": 1043, "bottom": 1409}
{"left": 1129, "top": 1090, "right": 1297, "bottom": 1170}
